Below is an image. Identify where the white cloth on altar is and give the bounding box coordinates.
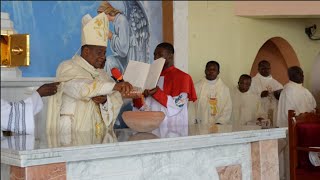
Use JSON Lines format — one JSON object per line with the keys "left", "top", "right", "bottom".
{"left": 277, "top": 81, "right": 316, "bottom": 127}
{"left": 251, "top": 73, "right": 283, "bottom": 125}
{"left": 1, "top": 92, "right": 43, "bottom": 138}
{"left": 1, "top": 135, "right": 35, "bottom": 150}
{"left": 194, "top": 77, "right": 232, "bottom": 125}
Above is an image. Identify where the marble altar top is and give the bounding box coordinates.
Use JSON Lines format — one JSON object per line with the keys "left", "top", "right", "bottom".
{"left": 1, "top": 124, "right": 287, "bottom": 167}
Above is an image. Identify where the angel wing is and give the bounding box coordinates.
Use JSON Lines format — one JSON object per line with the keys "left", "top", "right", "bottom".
{"left": 123, "top": 1, "right": 150, "bottom": 63}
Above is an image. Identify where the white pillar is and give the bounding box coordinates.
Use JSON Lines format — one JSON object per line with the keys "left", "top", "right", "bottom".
{"left": 173, "top": 1, "right": 188, "bottom": 73}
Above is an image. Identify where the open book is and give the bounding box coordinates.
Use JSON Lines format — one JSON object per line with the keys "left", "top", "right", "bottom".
{"left": 123, "top": 58, "right": 165, "bottom": 90}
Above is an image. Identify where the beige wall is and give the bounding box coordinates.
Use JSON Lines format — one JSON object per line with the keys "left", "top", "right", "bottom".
{"left": 234, "top": 1, "right": 320, "bottom": 17}
{"left": 188, "top": 1, "right": 320, "bottom": 89}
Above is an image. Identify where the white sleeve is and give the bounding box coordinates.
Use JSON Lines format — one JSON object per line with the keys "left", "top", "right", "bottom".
{"left": 277, "top": 91, "right": 294, "bottom": 127}
{"left": 30, "top": 92, "right": 43, "bottom": 115}
{"left": 165, "top": 93, "right": 188, "bottom": 117}
{"left": 250, "top": 79, "right": 261, "bottom": 96}
{"left": 1, "top": 99, "right": 12, "bottom": 133}
{"left": 63, "top": 78, "right": 116, "bottom": 100}
{"left": 1, "top": 96, "right": 37, "bottom": 135}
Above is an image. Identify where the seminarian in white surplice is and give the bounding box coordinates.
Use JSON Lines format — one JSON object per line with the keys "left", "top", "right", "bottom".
{"left": 231, "top": 74, "right": 266, "bottom": 128}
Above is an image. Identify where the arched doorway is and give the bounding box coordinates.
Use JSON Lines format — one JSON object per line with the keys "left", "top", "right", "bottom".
{"left": 250, "top": 37, "right": 300, "bottom": 85}
{"left": 310, "top": 51, "right": 320, "bottom": 108}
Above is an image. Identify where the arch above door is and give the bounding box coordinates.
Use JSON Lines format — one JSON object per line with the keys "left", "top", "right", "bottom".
{"left": 250, "top": 37, "right": 300, "bottom": 85}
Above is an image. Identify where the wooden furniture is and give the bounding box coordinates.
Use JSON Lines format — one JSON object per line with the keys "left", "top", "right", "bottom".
{"left": 288, "top": 110, "right": 320, "bottom": 180}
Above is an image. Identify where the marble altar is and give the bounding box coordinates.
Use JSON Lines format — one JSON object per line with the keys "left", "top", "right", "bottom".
{"left": 1, "top": 76, "right": 286, "bottom": 180}
{"left": 1, "top": 123, "right": 286, "bottom": 180}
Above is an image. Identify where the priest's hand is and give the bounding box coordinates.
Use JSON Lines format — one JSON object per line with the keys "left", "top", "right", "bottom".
{"left": 273, "top": 89, "right": 282, "bottom": 100}
{"left": 92, "top": 95, "right": 108, "bottom": 104}
{"left": 143, "top": 86, "right": 159, "bottom": 97}
{"left": 256, "top": 118, "right": 264, "bottom": 126}
{"left": 113, "top": 81, "right": 133, "bottom": 95}
{"left": 260, "top": 90, "right": 269, "bottom": 98}
{"left": 37, "top": 82, "right": 60, "bottom": 97}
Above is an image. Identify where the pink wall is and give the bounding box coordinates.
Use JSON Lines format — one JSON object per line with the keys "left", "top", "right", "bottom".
{"left": 235, "top": 1, "right": 320, "bottom": 17}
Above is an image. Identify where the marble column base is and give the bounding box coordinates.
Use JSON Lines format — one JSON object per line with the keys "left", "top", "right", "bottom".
{"left": 217, "top": 164, "right": 242, "bottom": 180}
{"left": 251, "top": 139, "right": 279, "bottom": 180}
{"left": 10, "top": 162, "right": 66, "bottom": 180}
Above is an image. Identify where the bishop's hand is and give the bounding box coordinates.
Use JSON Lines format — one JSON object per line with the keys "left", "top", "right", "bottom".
{"left": 92, "top": 95, "right": 108, "bottom": 104}
{"left": 113, "top": 81, "right": 133, "bottom": 95}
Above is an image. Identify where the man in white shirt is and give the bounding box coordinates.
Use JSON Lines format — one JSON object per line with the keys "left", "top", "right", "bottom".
{"left": 277, "top": 66, "right": 317, "bottom": 180}
{"left": 1, "top": 82, "right": 59, "bottom": 138}
{"left": 193, "top": 61, "right": 232, "bottom": 125}
{"left": 231, "top": 74, "right": 266, "bottom": 129}
{"left": 251, "top": 60, "right": 283, "bottom": 127}
{"left": 277, "top": 66, "right": 316, "bottom": 127}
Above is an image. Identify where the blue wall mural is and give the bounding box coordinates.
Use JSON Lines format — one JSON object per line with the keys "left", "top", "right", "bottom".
{"left": 1, "top": 1, "right": 163, "bottom": 77}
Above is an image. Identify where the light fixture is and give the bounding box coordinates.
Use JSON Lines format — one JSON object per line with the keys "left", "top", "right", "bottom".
{"left": 305, "top": 24, "right": 320, "bottom": 40}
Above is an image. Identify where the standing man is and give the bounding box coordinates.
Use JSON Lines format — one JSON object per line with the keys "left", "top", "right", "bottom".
{"left": 251, "top": 60, "right": 283, "bottom": 127}
{"left": 231, "top": 74, "right": 266, "bottom": 128}
{"left": 276, "top": 66, "right": 316, "bottom": 180}
{"left": 133, "top": 42, "right": 197, "bottom": 136}
{"left": 47, "top": 13, "right": 133, "bottom": 139}
{"left": 277, "top": 66, "right": 316, "bottom": 127}
{"left": 194, "top": 61, "right": 232, "bottom": 125}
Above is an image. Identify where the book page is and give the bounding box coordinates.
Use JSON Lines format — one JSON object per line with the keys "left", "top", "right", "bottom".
{"left": 123, "top": 60, "right": 150, "bottom": 89}
{"left": 144, "top": 58, "right": 165, "bottom": 89}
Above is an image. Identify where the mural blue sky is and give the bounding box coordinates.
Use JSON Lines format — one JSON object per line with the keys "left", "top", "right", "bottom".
{"left": 1, "top": 1, "right": 162, "bottom": 77}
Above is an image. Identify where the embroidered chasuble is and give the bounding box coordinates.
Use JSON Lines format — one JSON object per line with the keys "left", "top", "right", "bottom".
{"left": 47, "top": 55, "right": 123, "bottom": 140}
{"left": 194, "top": 77, "right": 232, "bottom": 125}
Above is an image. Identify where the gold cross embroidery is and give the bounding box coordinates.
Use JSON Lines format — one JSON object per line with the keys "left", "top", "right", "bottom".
{"left": 95, "top": 122, "right": 104, "bottom": 136}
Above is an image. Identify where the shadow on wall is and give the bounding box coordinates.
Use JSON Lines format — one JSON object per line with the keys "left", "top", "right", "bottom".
{"left": 250, "top": 37, "right": 300, "bottom": 85}
{"left": 311, "top": 51, "right": 320, "bottom": 108}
